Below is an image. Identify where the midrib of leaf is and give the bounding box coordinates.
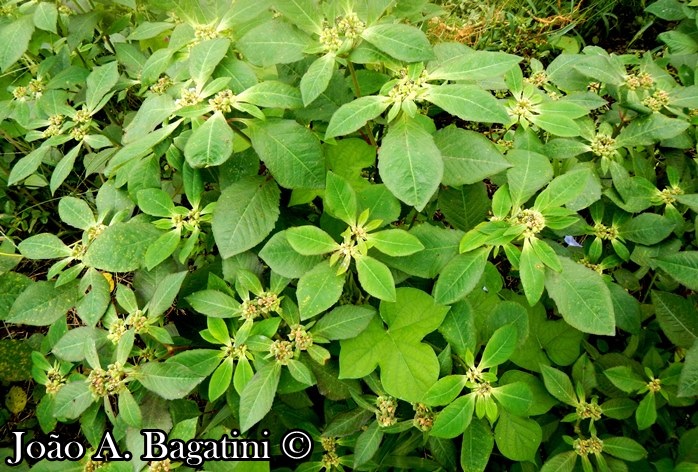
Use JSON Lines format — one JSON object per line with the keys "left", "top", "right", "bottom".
{"left": 555, "top": 274, "right": 605, "bottom": 329}
{"left": 221, "top": 184, "right": 266, "bottom": 249}
{"left": 266, "top": 130, "right": 318, "bottom": 181}
{"left": 654, "top": 293, "right": 698, "bottom": 341}
{"left": 358, "top": 257, "right": 392, "bottom": 296}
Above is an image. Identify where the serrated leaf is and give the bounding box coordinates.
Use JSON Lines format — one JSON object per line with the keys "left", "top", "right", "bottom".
{"left": 678, "top": 341, "right": 698, "bottom": 397}
{"left": 433, "top": 248, "right": 489, "bottom": 305}
{"left": 655, "top": 251, "right": 698, "bottom": 291}
{"left": 297, "top": 260, "right": 345, "bottom": 320}
{"left": 184, "top": 112, "right": 233, "bottom": 168}
{"left": 361, "top": 23, "right": 433, "bottom": 62}
{"left": 5, "top": 280, "right": 78, "bottom": 326}
{"left": 237, "top": 19, "right": 309, "bottom": 67}
{"left": 480, "top": 324, "right": 518, "bottom": 369}
{"left": 239, "top": 362, "right": 281, "bottom": 432}
{"left": 286, "top": 226, "right": 339, "bottom": 255}
{"left": 238, "top": 80, "right": 303, "bottom": 109}
{"left": 602, "top": 437, "right": 648, "bottom": 461}
{"left": 301, "top": 53, "right": 335, "bottom": 106}
{"left": 425, "top": 84, "right": 509, "bottom": 123}
{"left": 494, "top": 411, "right": 542, "bottom": 461}
{"left": 189, "top": 38, "right": 230, "bottom": 85}
{"left": 311, "top": 305, "right": 376, "bottom": 340}
{"left": 540, "top": 365, "right": 577, "bottom": 406}
{"left": 324, "top": 171, "right": 357, "bottom": 225}
{"left": 356, "top": 255, "right": 396, "bottom": 302}
{"left": 139, "top": 362, "right": 206, "bottom": 400}
{"left": 461, "top": 418, "right": 494, "bottom": 472}
{"left": 431, "top": 394, "right": 475, "bottom": 438}
{"left": 86, "top": 61, "right": 119, "bottom": 112}
{"left": 651, "top": 290, "right": 698, "bottom": 349}
{"left": 83, "top": 222, "right": 162, "bottom": 272}
{"left": 259, "top": 231, "right": 323, "bottom": 279}
{"left": 0, "top": 16, "right": 35, "bottom": 72}
{"left": 506, "top": 150, "right": 554, "bottom": 208}
{"left": 325, "top": 95, "right": 391, "bottom": 139}
{"left": 34, "top": 2, "right": 58, "bottom": 34}
{"left": 187, "top": 290, "right": 240, "bottom": 318}
{"left": 620, "top": 213, "right": 675, "bottom": 245}
{"left": 368, "top": 229, "right": 424, "bottom": 257}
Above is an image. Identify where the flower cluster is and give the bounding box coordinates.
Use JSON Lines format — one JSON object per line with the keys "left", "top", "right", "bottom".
{"left": 375, "top": 395, "right": 398, "bottom": 427}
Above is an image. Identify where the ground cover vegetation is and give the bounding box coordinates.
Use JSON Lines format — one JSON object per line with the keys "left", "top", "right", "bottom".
{"left": 0, "top": 0, "right": 697, "bottom": 470}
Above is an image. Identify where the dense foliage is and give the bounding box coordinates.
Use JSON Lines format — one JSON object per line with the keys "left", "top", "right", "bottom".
{"left": 1, "top": 0, "right": 697, "bottom": 471}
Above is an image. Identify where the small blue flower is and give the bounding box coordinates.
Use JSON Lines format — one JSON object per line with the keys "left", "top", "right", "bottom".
{"left": 564, "top": 235, "right": 582, "bottom": 247}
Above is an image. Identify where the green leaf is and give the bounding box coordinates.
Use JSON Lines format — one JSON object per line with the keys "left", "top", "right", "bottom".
{"left": 8, "top": 145, "right": 51, "bottom": 186}
{"left": 461, "top": 419, "right": 494, "bottom": 472}
{"left": 367, "top": 229, "right": 424, "bottom": 257}
{"left": 421, "top": 375, "right": 466, "bottom": 407}
{"left": 237, "top": 19, "right": 309, "bottom": 67}
{"left": 53, "top": 381, "right": 94, "bottom": 419}
{"left": 83, "top": 222, "right": 161, "bottom": 272}
{"left": 324, "top": 171, "right": 357, "bottom": 225}
{"left": 434, "top": 126, "right": 511, "bottom": 186}
{"left": 50, "top": 144, "right": 80, "bottom": 195}
{"left": 287, "top": 359, "right": 315, "bottom": 386}
{"left": 378, "top": 115, "right": 443, "bottom": 211}
{"left": 186, "top": 290, "right": 240, "bottom": 318}
{"left": 311, "top": 305, "right": 376, "bottom": 340}
{"left": 494, "top": 411, "right": 542, "bottom": 461}
{"left": 361, "top": 24, "right": 434, "bottom": 62}
{"left": 237, "top": 80, "right": 303, "bottom": 109}
{"left": 431, "top": 394, "right": 475, "bottom": 438}
{"left": 540, "top": 365, "right": 577, "bottom": 406}
{"left": 144, "top": 229, "right": 181, "bottom": 270}
{"left": 148, "top": 271, "right": 187, "bottom": 318}
{"left": 259, "top": 231, "right": 324, "bottom": 279}
{"left": 212, "top": 176, "right": 280, "bottom": 258}
{"left": 506, "top": 150, "right": 554, "bottom": 208}
{"left": 492, "top": 382, "right": 533, "bottom": 416}
{"left": 425, "top": 85, "right": 509, "bottom": 123}
{"left": 432, "top": 248, "right": 489, "bottom": 305}
{"left": 139, "top": 362, "right": 206, "bottom": 400}
{"left": 118, "top": 389, "right": 142, "bottom": 428}
{"left": 439, "top": 301, "right": 476, "bottom": 359}
{"left": 297, "top": 260, "right": 345, "bottom": 320}
{"left": 58, "top": 197, "right": 95, "bottom": 230}
{"left": 76, "top": 269, "right": 111, "bottom": 327}
{"left": 438, "top": 184, "right": 490, "bottom": 232}
{"left": 209, "top": 358, "right": 233, "bottom": 401}
{"left": 34, "top": 2, "right": 58, "bottom": 33}
{"left": 86, "top": 61, "right": 119, "bottom": 112}
{"left": 651, "top": 290, "right": 698, "bottom": 349}
{"left": 273, "top": 0, "right": 323, "bottom": 34}
{"left": 300, "top": 53, "right": 335, "bottom": 106}
{"left": 325, "top": 95, "right": 391, "bottom": 139}
{"left": 541, "top": 451, "right": 577, "bottom": 472}
{"left": 126, "top": 21, "right": 174, "bottom": 40}
{"left": 239, "top": 362, "right": 281, "bottom": 432}
{"left": 602, "top": 437, "right": 648, "bottom": 461}
{"left": 339, "top": 288, "right": 449, "bottom": 402}
{"left": 184, "top": 112, "right": 234, "bottom": 168}
{"left": 189, "top": 38, "right": 230, "bottom": 85}
{"left": 248, "top": 120, "right": 325, "bottom": 189}
{"left": 620, "top": 213, "right": 675, "bottom": 245}
{"left": 655, "top": 251, "right": 698, "bottom": 291}
{"left": 286, "top": 226, "right": 339, "bottom": 255}
{"left": 617, "top": 114, "right": 689, "bottom": 146}
{"left": 354, "top": 421, "right": 383, "bottom": 468}
{"left": 520, "top": 238, "right": 546, "bottom": 306}
{"left": 18, "top": 233, "right": 71, "bottom": 260}
{"left": 355, "top": 255, "right": 396, "bottom": 302}
{"left": 678, "top": 341, "right": 698, "bottom": 397}
{"left": 479, "top": 324, "right": 518, "bottom": 369}
{"left": 137, "top": 188, "right": 176, "bottom": 217}
{"left": 534, "top": 167, "right": 592, "bottom": 211}
{"left": 636, "top": 393, "right": 656, "bottom": 430}
{"left": 5, "top": 280, "right": 78, "bottom": 326}
{"left": 0, "top": 16, "right": 34, "bottom": 72}
{"left": 604, "top": 366, "right": 646, "bottom": 392}
{"left": 544, "top": 257, "right": 615, "bottom": 335}
{"left": 430, "top": 46, "right": 520, "bottom": 81}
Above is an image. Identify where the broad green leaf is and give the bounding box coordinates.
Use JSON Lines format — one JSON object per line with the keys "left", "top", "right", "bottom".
{"left": 540, "top": 365, "right": 577, "bottom": 406}
{"left": 86, "top": 61, "right": 119, "bottom": 112}
{"left": 248, "top": 120, "right": 325, "bottom": 189}
{"left": 434, "top": 126, "right": 511, "bottom": 186}
{"left": 286, "top": 226, "right": 339, "bottom": 255}
{"left": 438, "top": 301, "right": 477, "bottom": 359}
{"left": 189, "top": 38, "right": 230, "bottom": 85}
{"left": 655, "top": 251, "right": 698, "bottom": 291}
{"left": 34, "top": 2, "right": 58, "bottom": 33}
{"left": 651, "top": 290, "right": 698, "bottom": 349}
{"left": 438, "top": 184, "right": 490, "bottom": 232}
{"left": 506, "top": 150, "right": 554, "bottom": 208}
{"left": 432, "top": 248, "right": 489, "bottom": 305}
{"left": 300, "top": 53, "right": 335, "bottom": 106}
{"left": 127, "top": 21, "right": 175, "bottom": 40}
{"left": 534, "top": 167, "right": 592, "bottom": 211}
{"left": 355, "top": 255, "right": 396, "bottom": 302}
{"left": 8, "top": 145, "right": 51, "bottom": 186}
{"left": 361, "top": 23, "right": 433, "bottom": 62}
{"left": 354, "top": 421, "right": 383, "bottom": 468}
{"left": 544, "top": 257, "right": 615, "bottom": 335}
{"left": 603, "top": 437, "right": 648, "bottom": 461}
{"left": 530, "top": 237, "right": 561, "bottom": 272}
{"left": 340, "top": 288, "right": 449, "bottom": 402}
{"left": 18, "top": 233, "right": 71, "bottom": 260}
{"left": 186, "top": 290, "right": 240, "bottom": 318}
{"left": 431, "top": 394, "right": 475, "bottom": 438}
{"left": 368, "top": 229, "right": 424, "bottom": 257}
{"left": 139, "top": 362, "right": 206, "bottom": 400}
{"left": 479, "top": 324, "right": 518, "bottom": 369}
{"left": 118, "top": 389, "right": 142, "bottom": 428}
{"left": 541, "top": 451, "right": 577, "bottom": 472}
{"left": 209, "top": 359, "right": 233, "bottom": 401}
{"left": 53, "top": 381, "right": 94, "bottom": 419}
{"left": 529, "top": 113, "right": 580, "bottom": 137}
{"left": 325, "top": 171, "right": 357, "bottom": 225}
{"left": 492, "top": 382, "right": 533, "bottom": 415}
{"left": 50, "top": 144, "right": 80, "bottom": 195}
{"left": 239, "top": 362, "right": 281, "bottom": 432}
{"left": 429, "top": 47, "right": 520, "bottom": 81}
{"left": 184, "top": 112, "right": 234, "bottom": 168}
{"left": 273, "top": 0, "right": 323, "bottom": 33}
{"left": 678, "top": 341, "right": 698, "bottom": 397}
{"left": 421, "top": 375, "right": 466, "bottom": 407}
{"left": 259, "top": 231, "right": 323, "bottom": 279}
{"left": 311, "top": 305, "right": 376, "bottom": 340}
{"left": 297, "top": 260, "right": 345, "bottom": 320}
{"left": 494, "top": 411, "right": 542, "bottom": 461}
{"left": 212, "top": 176, "right": 280, "bottom": 258}
{"left": 124, "top": 94, "right": 177, "bottom": 143}
{"left": 76, "top": 269, "right": 111, "bottom": 327}
{"left": 604, "top": 366, "right": 646, "bottom": 392}
{"left": 5, "top": 280, "right": 78, "bottom": 326}
{"left": 287, "top": 359, "right": 315, "bottom": 385}
{"left": 617, "top": 113, "right": 689, "bottom": 146}
{"left": 144, "top": 229, "right": 181, "bottom": 270}
{"left": 105, "top": 120, "right": 182, "bottom": 177}
{"left": 0, "top": 16, "right": 35, "bottom": 72}
{"left": 237, "top": 19, "right": 310, "bottom": 67}
{"left": 237, "top": 80, "right": 303, "bottom": 109}
{"left": 378, "top": 116, "right": 442, "bottom": 211}
{"left": 520, "top": 238, "right": 545, "bottom": 306}
{"left": 620, "top": 213, "right": 675, "bottom": 245}
{"left": 147, "top": 271, "right": 187, "bottom": 318}
{"left": 325, "top": 95, "right": 391, "bottom": 139}
{"left": 58, "top": 197, "right": 95, "bottom": 230}
{"left": 636, "top": 393, "right": 656, "bottom": 430}
{"left": 461, "top": 419, "right": 494, "bottom": 472}
{"left": 137, "top": 188, "right": 176, "bottom": 217}
{"left": 52, "top": 327, "right": 107, "bottom": 363}
{"left": 83, "top": 222, "right": 161, "bottom": 272}
{"left": 425, "top": 85, "right": 509, "bottom": 123}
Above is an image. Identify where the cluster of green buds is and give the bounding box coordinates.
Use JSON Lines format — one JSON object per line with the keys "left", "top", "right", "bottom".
{"left": 593, "top": 222, "right": 619, "bottom": 241}
{"left": 87, "top": 362, "right": 128, "bottom": 398}
{"left": 194, "top": 23, "right": 220, "bottom": 41}
{"left": 524, "top": 70, "right": 549, "bottom": 87}
{"left": 148, "top": 459, "right": 172, "bottom": 472}
{"left": 108, "top": 319, "right": 128, "bottom": 344}
{"left": 654, "top": 185, "right": 684, "bottom": 205}
{"left": 150, "top": 76, "right": 173, "bottom": 95}
{"left": 175, "top": 87, "right": 203, "bottom": 108}
{"left": 624, "top": 71, "right": 654, "bottom": 91}
{"left": 375, "top": 395, "right": 398, "bottom": 427}
{"left": 240, "top": 291, "right": 282, "bottom": 321}
{"left": 223, "top": 343, "right": 247, "bottom": 361}
{"left": 318, "top": 12, "right": 365, "bottom": 53}
{"left": 412, "top": 403, "right": 434, "bottom": 432}
{"left": 83, "top": 458, "right": 104, "bottom": 472}
{"left": 288, "top": 325, "right": 313, "bottom": 351}
{"left": 330, "top": 209, "right": 381, "bottom": 274}
{"left": 642, "top": 89, "right": 670, "bottom": 112}
{"left": 508, "top": 96, "right": 536, "bottom": 122}
{"left": 573, "top": 435, "right": 604, "bottom": 457}
{"left": 387, "top": 68, "right": 430, "bottom": 102}
{"left": 575, "top": 399, "right": 603, "bottom": 421}
{"left": 32, "top": 353, "right": 71, "bottom": 396}
{"left": 12, "top": 78, "right": 45, "bottom": 102}
{"left": 320, "top": 436, "right": 340, "bottom": 469}
{"left": 589, "top": 133, "right": 616, "bottom": 159}
{"left": 269, "top": 340, "right": 294, "bottom": 366}
{"left": 209, "top": 89, "right": 236, "bottom": 113}
{"left": 510, "top": 208, "right": 546, "bottom": 239}
{"left": 126, "top": 309, "right": 148, "bottom": 334}
{"left": 44, "top": 367, "right": 67, "bottom": 395}
{"left": 42, "top": 114, "right": 65, "bottom": 138}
